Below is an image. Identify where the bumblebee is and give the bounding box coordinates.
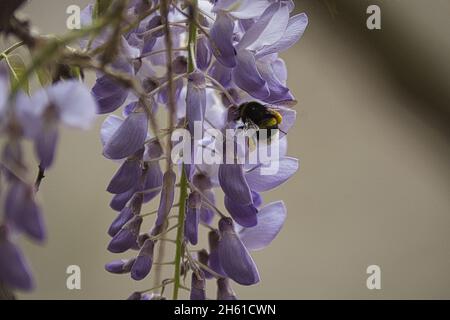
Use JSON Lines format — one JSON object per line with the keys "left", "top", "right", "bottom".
{"left": 237, "top": 101, "right": 285, "bottom": 141}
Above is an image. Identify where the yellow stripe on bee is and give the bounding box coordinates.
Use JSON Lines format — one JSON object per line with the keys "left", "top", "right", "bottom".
{"left": 269, "top": 109, "right": 283, "bottom": 125}
{"left": 260, "top": 118, "right": 279, "bottom": 128}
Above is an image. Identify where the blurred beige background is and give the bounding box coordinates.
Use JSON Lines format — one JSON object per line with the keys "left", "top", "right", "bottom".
{"left": 2, "top": 0, "right": 449, "bottom": 299}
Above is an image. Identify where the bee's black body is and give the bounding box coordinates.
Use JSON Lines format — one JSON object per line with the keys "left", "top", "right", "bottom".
{"left": 238, "top": 101, "right": 283, "bottom": 141}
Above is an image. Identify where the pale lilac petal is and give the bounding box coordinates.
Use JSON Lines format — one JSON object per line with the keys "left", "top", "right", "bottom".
{"left": 258, "top": 62, "right": 294, "bottom": 103}
{"left": 107, "top": 159, "right": 142, "bottom": 194}
{"left": 276, "top": 106, "right": 297, "bottom": 137}
{"left": 186, "top": 71, "right": 206, "bottom": 135}
{"left": 47, "top": 80, "right": 98, "bottom": 129}
{"left": 228, "top": 0, "right": 271, "bottom": 19}
{"left": 209, "top": 62, "right": 232, "bottom": 88}
{"left": 224, "top": 195, "right": 258, "bottom": 228}
{"left": 245, "top": 157, "right": 298, "bottom": 192}
{"left": 210, "top": 13, "right": 237, "bottom": 68}
{"left": 219, "top": 164, "right": 252, "bottom": 205}
{"left": 196, "top": 36, "right": 212, "bottom": 71}
{"left": 100, "top": 115, "right": 123, "bottom": 147}
{"left": 256, "top": 13, "right": 309, "bottom": 58}
{"left": 238, "top": 201, "right": 287, "bottom": 251}
{"left": 0, "top": 235, "right": 34, "bottom": 290}
{"left": 131, "top": 239, "right": 154, "bottom": 280}
{"left": 218, "top": 218, "right": 260, "bottom": 285}
{"left": 232, "top": 50, "right": 269, "bottom": 100}
{"left": 237, "top": 3, "right": 288, "bottom": 51}
{"left": 103, "top": 112, "right": 148, "bottom": 160}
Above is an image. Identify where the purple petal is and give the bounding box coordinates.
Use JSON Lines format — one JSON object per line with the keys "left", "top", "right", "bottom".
{"left": 217, "top": 278, "right": 238, "bottom": 300}
{"left": 190, "top": 272, "right": 206, "bottom": 300}
{"left": 34, "top": 126, "right": 59, "bottom": 170}
{"left": 0, "top": 234, "right": 34, "bottom": 290}
{"left": 196, "top": 36, "right": 212, "bottom": 71}
{"left": 200, "top": 189, "right": 215, "bottom": 225}
{"left": 210, "top": 13, "right": 237, "bottom": 68}
{"left": 186, "top": 71, "right": 206, "bottom": 135}
{"left": 218, "top": 218, "right": 260, "bottom": 285}
{"left": 198, "top": 249, "right": 213, "bottom": 279}
{"left": 252, "top": 191, "right": 263, "bottom": 208}
{"left": 1, "top": 142, "right": 25, "bottom": 182}
{"left": 209, "top": 62, "right": 232, "bottom": 88}
{"left": 141, "top": 162, "right": 162, "bottom": 203}
{"left": 224, "top": 196, "right": 258, "bottom": 228}
{"left": 238, "top": 201, "right": 287, "bottom": 251}
{"left": 103, "top": 112, "right": 148, "bottom": 160}
{"left": 154, "top": 169, "right": 176, "bottom": 230}
{"left": 107, "top": 159, "right": 142, "bottom": 194}
{"left": 142, "top": 161, "right": 163, "bottom": 203}
{"left": 208, "top": 230, "right": 226, "bottom": 277}
{"left": 110, "top": 188, "right": 135, "bottom": 212}
{"left": 219, "top": 164, "right": 252, "bottom": 205}
{"left": 92, "top": 75, "right": 129, "bottom": 114}
{"left": 184, "top": 193, "right": 201, "bottom": 245}
{"left": 5, "top": 182, "right": 46, "bottom": 242}
{"left": 107, "top": 215, "right": 142, "bottom": 253}
{"left": 105, "top": 258, "right": 135, "bottom": 274}
{"left": 245, "top": 157, "right": 298, "bottom": 192}
{"left": 232, "top": 50, "right": 269, "bottom": 100}
{"left": 256, "top": 13, "right": 309, "bottom": 58}
{"left": 108, "top": 207, "right": 134, "bottom": 237}
{"left": 131, "top": 239, "right": 154, "bottom": 280}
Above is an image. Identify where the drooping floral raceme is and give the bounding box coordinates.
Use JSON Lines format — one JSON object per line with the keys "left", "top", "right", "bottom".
{"left": 95, "top": 0, "right": 307, "bottom": 300}
{"left": 0, "top": 0, "right": 307, "bottom": 299}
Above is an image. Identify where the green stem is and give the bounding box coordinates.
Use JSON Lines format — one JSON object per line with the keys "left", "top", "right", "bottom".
{"left": 172, "top": 0, "right": 198, "bottom": 300}
{"left": 172, "top": 167, "right": 188, "bottom": 300}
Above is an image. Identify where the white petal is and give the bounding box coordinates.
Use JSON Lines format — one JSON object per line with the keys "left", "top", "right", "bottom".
{"left": 48, "top": 80, "right": 98, "bottom": 129}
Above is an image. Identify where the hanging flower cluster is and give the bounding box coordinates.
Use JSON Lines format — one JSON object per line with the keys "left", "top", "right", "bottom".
{"left": 0, "top": 64, "right": 98, "bottom": 291}
{"left": 94, "top": 0, "right": 308, "bottom": 300}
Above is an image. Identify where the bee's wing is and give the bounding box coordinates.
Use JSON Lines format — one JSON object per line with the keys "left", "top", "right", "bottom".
{"left": 270, "top": 99, "right": 298, "bottom": 108}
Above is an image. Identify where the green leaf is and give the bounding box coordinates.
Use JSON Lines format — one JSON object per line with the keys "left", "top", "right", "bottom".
{"left": 5, "top": 54, "right": 29, "bottom": 94}
{"left": 35, "top": 65, "right": 53, "bottom": 87}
